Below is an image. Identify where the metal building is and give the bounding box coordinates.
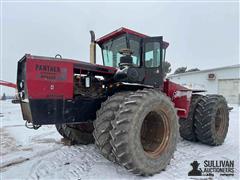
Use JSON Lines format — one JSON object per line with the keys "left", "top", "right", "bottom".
{"left": 168, "top": 65, "right": 240, "bottom": 104}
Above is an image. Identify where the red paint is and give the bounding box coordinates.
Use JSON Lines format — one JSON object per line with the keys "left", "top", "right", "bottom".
{"left": 163, "top": 79, "right": 192, "bottom": 118}
{"left": 23, "top": 55, "right": 117, "bottom": 100}
{"left": 29, "top": 55, "right": 117, "bottom": 75}
{"left": 96, "top": 27, "right": 147, "bottom": 45}
{"left": 26, "top": 57, "right": 74, "bottom": 99}
{"left": 96, "top": 27, "right": 169, "bottom": 49}
{"left": 0, "top": 80, "right": 17, "bottom": 89}
{"left": 22, "top": 54, "right": 191, "bottom": 119}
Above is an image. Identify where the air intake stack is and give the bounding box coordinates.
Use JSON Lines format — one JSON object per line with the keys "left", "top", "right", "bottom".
{"left": 90, "top": 30, "right": 96, "bottom": 64}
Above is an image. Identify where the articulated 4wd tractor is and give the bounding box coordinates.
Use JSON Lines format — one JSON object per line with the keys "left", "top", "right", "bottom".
{"left": 17, "top": 27, "right": 229, "bottom": 176}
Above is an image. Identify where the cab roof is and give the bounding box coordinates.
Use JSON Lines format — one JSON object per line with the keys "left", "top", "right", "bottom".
{"left": 96, "top": 27, "right": 169, "bottom": 49}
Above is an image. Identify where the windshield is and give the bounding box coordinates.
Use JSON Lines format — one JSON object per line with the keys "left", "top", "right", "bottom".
{"left": 101, "top": 35, "right": 140, "bottom": 67}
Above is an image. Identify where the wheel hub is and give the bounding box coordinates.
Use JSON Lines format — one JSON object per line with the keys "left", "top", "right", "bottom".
{"left": 140, "top": 111, "right": 170, "bottom": 158}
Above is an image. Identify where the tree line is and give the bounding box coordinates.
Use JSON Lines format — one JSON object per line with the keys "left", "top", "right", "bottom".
{"left": 163, "top": 61, "right": 200, "bottom": 77}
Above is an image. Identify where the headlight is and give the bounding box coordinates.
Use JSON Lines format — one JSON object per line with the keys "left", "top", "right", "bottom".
{"left": 85, "top": 77, "right": 90, "bottom": 88}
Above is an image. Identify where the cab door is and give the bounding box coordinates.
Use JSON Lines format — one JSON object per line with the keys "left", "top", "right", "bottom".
{"left": 142, "top": 36, "right": 164, "bottom": 87}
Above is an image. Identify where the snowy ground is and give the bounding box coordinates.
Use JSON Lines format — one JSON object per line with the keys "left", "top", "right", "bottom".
{"left": 0, "top": 100, "right": 239, "bottom": 180}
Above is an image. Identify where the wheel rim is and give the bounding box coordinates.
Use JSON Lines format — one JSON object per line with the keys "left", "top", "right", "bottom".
{"left": 140, "top": 111, "right": 170, "bottom": 158}
{"left": 215, "top": 107, "right": 227, "bottom": 137}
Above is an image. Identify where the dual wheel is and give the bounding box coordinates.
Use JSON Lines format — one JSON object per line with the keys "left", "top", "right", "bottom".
{"left": 93, "top": 90, "right": 178, "bottom": 175}
{"left": 179, "top": 94, "right": 229, "bottom": 145}
{"left": 56, "top": 90, "right": 229, "bottom": 176}
{"left": 56, "top": 89, "right": 179, "bottom": 175}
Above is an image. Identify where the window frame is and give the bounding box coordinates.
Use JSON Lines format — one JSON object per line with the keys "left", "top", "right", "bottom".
{"left": 101, "top": 34, "right": 127, "bottom": 67}
{"left": 142, "top": 36, "right": 163, "bottom": 69}
{"left": 100, "top": 34, "right": 142, "bottom": 68}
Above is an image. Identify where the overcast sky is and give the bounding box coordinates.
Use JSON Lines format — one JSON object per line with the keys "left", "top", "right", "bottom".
{"left": 1, "top": 1, "right": 239, "bottom": 95}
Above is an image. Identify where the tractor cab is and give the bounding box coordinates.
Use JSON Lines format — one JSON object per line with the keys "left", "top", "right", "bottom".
{"left": 95, "top": 27, "right": 169, "bottom": 87}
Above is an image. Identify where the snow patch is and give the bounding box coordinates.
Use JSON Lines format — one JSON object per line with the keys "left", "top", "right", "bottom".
{"left": 1, "top": 101, "right": 239, "bottom": 179}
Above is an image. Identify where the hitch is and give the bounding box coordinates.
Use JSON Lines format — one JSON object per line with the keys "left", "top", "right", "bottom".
{"left": 25, "top": 121, "right": 41, "bottom": 130}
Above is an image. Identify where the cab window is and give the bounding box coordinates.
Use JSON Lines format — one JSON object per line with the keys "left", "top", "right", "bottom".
{"left": 101, "top": 35, "right": 140, "bottom": 67}
{"left": 102, "top": 35, "right": 126, "bottom": 67}
{"left": 144, "top": 42, "right": 161, "bottom": 68}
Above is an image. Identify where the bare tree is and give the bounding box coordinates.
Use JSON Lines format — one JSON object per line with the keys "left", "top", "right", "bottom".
{"left": 163, "top": 61, "right": 171, "bottom": 77}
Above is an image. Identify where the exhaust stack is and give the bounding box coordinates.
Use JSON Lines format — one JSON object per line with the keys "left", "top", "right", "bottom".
{"left": 90, "top": 30, "right": 96, "bottom": 64}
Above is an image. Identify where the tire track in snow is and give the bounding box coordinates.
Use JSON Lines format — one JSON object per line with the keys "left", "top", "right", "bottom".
{"left": 1, "top": 144, "right": 62, "bottom": 171}
{"left": 0, "top": 128, "right": 20, "bottom": 156}
{"left": 27, "top": 145, "right": 103, "bottom": 180}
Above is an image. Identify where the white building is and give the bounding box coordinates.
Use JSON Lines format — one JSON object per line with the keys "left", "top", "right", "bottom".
{"left": 168, "top": 65, "right": 240, "bottom": 104}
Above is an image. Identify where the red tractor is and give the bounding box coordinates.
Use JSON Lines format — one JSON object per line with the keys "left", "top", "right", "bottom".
{"left": 16, "top": 27, "right": 229, "bottom": 176}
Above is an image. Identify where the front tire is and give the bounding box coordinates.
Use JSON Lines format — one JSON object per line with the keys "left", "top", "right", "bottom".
{"left": 93, "top": 91, "right": 130, "bottom": 162}
{"left": 194, "top": 95, "right": 229, "bottom": 146}
{"left": 110, "top": 89, "right": 178, "bottom": 176}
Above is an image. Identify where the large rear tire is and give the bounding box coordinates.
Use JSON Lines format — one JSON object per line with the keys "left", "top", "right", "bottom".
{"left": 110, "top": 89, "right": 178, "bottom": 176}
{"left": 194, "top": 95, "right": 229, "bottom": 146}
{"left": 55, "top": 123, "right": 94, "bottom": 145}
{"left": 93, "top": 91, "right": 130, "bottom": 162}
{"left": 179, "top": 94, "right": 202, "bottom": 142}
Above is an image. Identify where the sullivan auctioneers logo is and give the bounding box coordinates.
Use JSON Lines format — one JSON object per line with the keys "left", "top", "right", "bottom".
{"left": 188, "top": 160, "right": 234, "bottom": 177}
